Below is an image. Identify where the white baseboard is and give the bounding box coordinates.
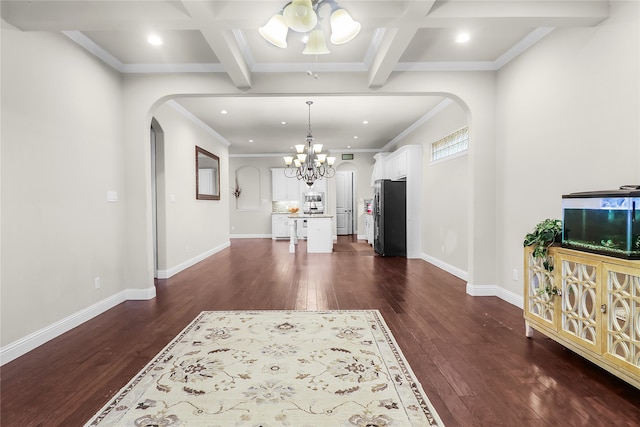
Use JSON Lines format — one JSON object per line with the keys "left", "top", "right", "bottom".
{"left": 421, "top": 253, "right": 468, "bottom": 281}
{"left": 465, "top": 282, "right": 524, "bottom": 309}
{"left": 420, "top": 253, "right": 523, "bottom": 309}
{"left": 231, "top": 234, "right": 271, "bottom": 239}
{"left": 156, "top": 241, "right": 231, "bottom": 279}
{"left": 0, "top": 286, "right": 156, "bottom": 366}
{"left": 496, "top": 287, "right": 524, "bottom": 308}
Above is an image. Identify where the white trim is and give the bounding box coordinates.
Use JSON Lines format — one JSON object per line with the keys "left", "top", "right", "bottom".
{"left": 64, "top": 27, "right": 553, "bottom": 75}
{"left": 156, "top": 241, "right": 231, "bottom": 279}
{"left": 121, "top": 63, "right": 225, "bottom": 73}
{"left": 382, "top": 99, "right": 454, "bottom": 152}
{"left": 421, "top": 253, "right": 468, "bottom": 281}
{"left": 497, "top": 288, "right": 524, "bottom": 309}
{"left": 0, "top": 287, "right": 156, "bottom": 366}
{"left": 62, "top": 30, "right": 124, "bottom": 71}
{"left": 420, "top": 255, "right": 524, "bottom": 308}
{"left": 395, "top": 61, "right": 497, "bottom": 72}
{"left": 126, "top": 286, "right": 158, "bottom": 301}
{"left": 167, "top": 101, "right": 231, "bottom": 146}
{"left": 465, "top": 282, "right": 524, "bottom": 309}
{"left": 465, "top": 282, "right": 498, "bottom": 296}
{"left": 230, "top": 234, "right": 272, "bottom": 239}
{"left": 428, "top": 150, "right": 468, "bottom": 166}
{"left": 493, "top": 27, "right": 554, "bottom": 69}
{"left": 251, "top": 62, "right": 368, "bottom": 73}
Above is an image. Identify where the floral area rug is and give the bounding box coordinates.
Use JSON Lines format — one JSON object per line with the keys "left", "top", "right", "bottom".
{"left": 85, "top": 310, "right": 444, "bottom": 426}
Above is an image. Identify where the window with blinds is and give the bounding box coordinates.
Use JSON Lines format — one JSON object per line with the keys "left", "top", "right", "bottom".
{"left": 431, "top": 126, "right": 469, "bottom": 161}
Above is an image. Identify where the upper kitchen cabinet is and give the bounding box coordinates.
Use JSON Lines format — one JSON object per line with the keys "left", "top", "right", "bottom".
{"left": 271, "top": 168, "right": 301, "bottom": 201}
{"left": 385, "top": 149, "right": 408, "bottom": 180}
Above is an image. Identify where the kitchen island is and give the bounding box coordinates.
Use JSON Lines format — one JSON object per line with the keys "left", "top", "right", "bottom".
{"left": 288, "top": 215, "right": 333, "bottom": 253}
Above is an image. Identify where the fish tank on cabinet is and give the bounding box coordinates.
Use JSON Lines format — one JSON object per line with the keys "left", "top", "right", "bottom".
{"left": 562, "top": 188, "right": 640, "bottom": 259}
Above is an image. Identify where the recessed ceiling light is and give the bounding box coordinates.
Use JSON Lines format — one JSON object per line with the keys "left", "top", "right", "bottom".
{"left": 456, "top": 32, "right": 470, "bottom": 43}
{"left": 281, "top": 121, "right": 287, "bottom": 125}
{"left": 353, "top": 136, "right": 358, "bottom": 139}
{"left": 147, "top": 34, "right": 163, "bottom": 46}
{"left": 362, "top": 120, "right": 369, "bottom": 125}
{"left": 249, "top": 139, "right": 254, "bottom": 143}
{"left": 347, "top": 145, "right": 351, "bottom": 148}
{"left": 220, "top": 110, "right": 228, "bottom": 115}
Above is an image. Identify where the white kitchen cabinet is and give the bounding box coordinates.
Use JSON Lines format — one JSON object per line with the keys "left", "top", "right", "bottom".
{"left": 385, "top": 149, "right": 408, "bottom": 180}
{"left": 271, "top": 168, "right": 301, "bottom": 201}
{"left": 271, "top": 214, "right": 290, "bottom": 239}
{"left": 365, "top": 215, "right": 374, "bottom": 245}
{"left": 306, "top": 217, "right": 333, "bottom": 253}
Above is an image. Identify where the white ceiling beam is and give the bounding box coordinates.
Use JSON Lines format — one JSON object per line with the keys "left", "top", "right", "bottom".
{"left": 367, "top": 26, "right": 419, "bottom": 89}
{"left": 180, "top": 1, "right": 252, "bottom": 90}
{"left": 367, "top": 1, "right": 436, "bottom": 89}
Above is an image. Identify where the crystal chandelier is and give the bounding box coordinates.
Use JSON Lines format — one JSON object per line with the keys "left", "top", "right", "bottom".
{"left": 259, "top": 0, "right": 361, "bottom": 55}
{"left": 283, "top": 101, "right": 336, "bottom": 187}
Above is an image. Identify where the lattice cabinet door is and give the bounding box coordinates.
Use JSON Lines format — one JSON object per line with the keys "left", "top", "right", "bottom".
{"left": 558, "top": 253, "right": 602, "bottom": 353}
{"left": 525, "top": 248, "right": 557, "bottom": 330}
{"left": 602, "top": 263, "right": 640, "bottom": 377}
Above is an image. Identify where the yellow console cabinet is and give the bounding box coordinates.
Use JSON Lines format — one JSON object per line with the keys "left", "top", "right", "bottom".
{"left": 524, "top": 246, "right": 640, "bottom": 389}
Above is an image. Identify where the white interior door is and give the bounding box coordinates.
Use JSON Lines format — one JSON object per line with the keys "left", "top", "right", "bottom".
{"left": 336, "top": 171, "right": 354, "bottom": 235}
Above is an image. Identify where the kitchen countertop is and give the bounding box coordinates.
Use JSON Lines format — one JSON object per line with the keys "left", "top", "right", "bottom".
{"left": 287, "top": 214, "right": 333, "bottom": 218}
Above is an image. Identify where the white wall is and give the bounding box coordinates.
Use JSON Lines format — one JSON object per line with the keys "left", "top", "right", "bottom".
{"left": 228, "top": 156, "right": 279, "bottom": 237}
{"left": 0, "top": 30, "right": 130, "bottom": 348}
{"left": 496, "top": 0, "right": 640, "bottom": 304}
{"left": 396, "top": 101, "right": 469, "bottom": 276}
{"left": 152, "top": 102, "right": 230, "bottom": 277}
{"left": 228, "top": 153, "right": 376, "bottom": 237}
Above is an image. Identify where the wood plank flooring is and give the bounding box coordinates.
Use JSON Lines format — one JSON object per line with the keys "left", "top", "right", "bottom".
{"left": 2, "top": 236, "right": 639, "bottom": 426}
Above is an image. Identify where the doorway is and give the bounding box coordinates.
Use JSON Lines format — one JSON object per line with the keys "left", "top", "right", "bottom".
{"left": 150, "top": 119, "right": 165, "bottom": 279}
{"left": 335, "top": 171, "right": 354, "bottom": 235}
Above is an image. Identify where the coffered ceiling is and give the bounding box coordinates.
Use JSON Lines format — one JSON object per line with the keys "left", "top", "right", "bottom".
{"left": 1, "top": 0, "right": 609, "bottom": 155}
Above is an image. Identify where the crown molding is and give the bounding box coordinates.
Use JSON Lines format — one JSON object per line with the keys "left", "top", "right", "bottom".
{"left": 381, "top": 98, "right": 453, "bottom": 152}
{"left": 63, "top": 30, "right": 124, "bottom": 71}
{"left": 65, "top": 26, "right": 553, "bottom": 75}
{"left": 167, "top": 101, "right": 231, "bottom": 147}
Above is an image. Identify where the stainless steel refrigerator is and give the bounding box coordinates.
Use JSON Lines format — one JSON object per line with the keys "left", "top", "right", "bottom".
{"left": 373, "top": 179, "right": 406, "bottom": 256}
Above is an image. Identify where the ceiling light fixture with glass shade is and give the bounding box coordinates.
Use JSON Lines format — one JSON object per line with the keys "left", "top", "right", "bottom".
{"left": 284, "top": 101, "right": 336, "bottom": 187}
{"left": 259, "top": 0, "right": 361, "bottom": 55}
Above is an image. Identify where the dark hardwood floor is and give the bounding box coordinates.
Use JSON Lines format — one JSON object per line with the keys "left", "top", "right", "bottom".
{"left": 2, "top": 236, "right": 639, "bottom": 426}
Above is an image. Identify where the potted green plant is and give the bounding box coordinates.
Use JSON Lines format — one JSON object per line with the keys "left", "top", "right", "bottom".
{"left": 523, "top": 218, "right": 563, "bottom": 296}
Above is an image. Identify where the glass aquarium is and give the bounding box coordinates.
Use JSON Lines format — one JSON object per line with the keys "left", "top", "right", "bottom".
{"left": 562, "top": 189, "right": 640, "bottom": 259}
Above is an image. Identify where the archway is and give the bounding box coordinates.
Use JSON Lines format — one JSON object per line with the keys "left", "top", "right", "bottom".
{"left": 127, "top": 78, "right": 493, "bottom": 298}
